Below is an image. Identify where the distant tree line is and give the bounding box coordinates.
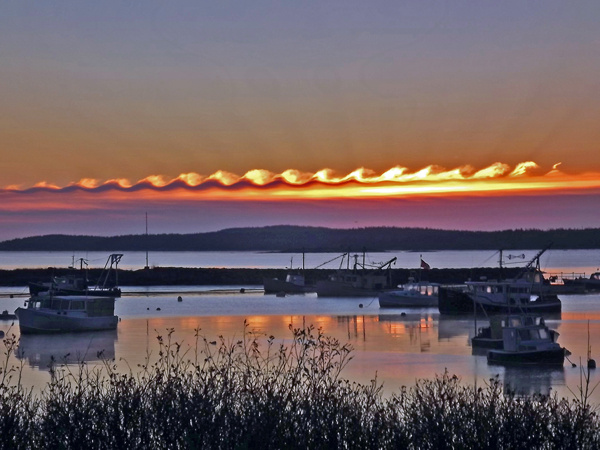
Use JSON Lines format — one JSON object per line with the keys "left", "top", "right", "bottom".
{"left": 1, "top": 225, "right": 600, "bottom": 251}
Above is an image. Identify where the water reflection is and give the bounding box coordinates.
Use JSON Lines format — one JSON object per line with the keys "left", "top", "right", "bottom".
{"left": 5, "top": 307, "right": 597, "bottom": 404}
{"left": 16, "top": 330, "right": 118, "bottom": 370}
{"left": 499, "top": 366, "right": 566, "bottom": 397}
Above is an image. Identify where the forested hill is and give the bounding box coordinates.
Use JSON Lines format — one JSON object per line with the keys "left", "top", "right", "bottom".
{"left": 1, "top": 226, "right": 600, "bottom": 251}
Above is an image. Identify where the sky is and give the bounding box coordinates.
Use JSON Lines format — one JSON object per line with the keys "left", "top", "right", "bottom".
{"left": 1, "top": 1, "right": 600, "bottom": 240}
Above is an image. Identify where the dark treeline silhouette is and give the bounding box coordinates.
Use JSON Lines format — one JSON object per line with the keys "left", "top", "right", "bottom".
{"left": 1, "top": 225, "right": 600, "bottom": 251}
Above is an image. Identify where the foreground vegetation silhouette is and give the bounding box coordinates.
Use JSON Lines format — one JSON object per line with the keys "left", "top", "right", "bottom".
{"left": 1, "top": 324, "right": 599, "bottom": 449}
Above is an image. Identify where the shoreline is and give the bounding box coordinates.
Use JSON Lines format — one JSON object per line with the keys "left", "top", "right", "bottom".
{"left": 0, "top": 266, "right": 523, "bottom": 287}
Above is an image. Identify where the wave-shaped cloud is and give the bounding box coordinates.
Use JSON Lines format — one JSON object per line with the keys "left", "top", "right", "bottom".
{"left": 2, "top": 161, "right": 557, "bottom": 194}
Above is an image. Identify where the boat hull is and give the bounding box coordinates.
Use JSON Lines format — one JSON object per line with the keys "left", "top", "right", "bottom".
{"left": 315, "top": 280, "right": 384, "bottom": 297}
{"left": 471, "top": 336, "right": 504, "bottom": 349}
{"left": 378, "top": 292, "right": 438, "bottom": 308}
{"left": 15, "top": 307, "right": 118, "bottom": 334}
{"left": 438, "top": 286, "right": 474, "bottom": 314}
{"left": 487, "top": 348, "right": 565, "bottom": 366}
{"left": 438, "top": 286, "right": 561, "bottom": 315}
{"left": 263, "top": 278, "right": 313, "bottom": 294}
{"left": 563, "top": 279, "right": 600, "bottom": 292}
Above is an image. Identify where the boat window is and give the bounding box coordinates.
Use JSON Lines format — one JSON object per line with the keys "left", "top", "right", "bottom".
{"left": 30, "top": 300, "right": 42, "bottom": 310}
{"left": 539, "top": 329, "right": 549, "bottom": 339}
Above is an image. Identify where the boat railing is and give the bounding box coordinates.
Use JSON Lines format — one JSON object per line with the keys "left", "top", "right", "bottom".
{"left": 551, "top": 272, "right": 587, "bottom": 283}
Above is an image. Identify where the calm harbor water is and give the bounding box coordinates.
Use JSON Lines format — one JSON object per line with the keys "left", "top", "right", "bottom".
{"left": 1, "top": 287, "right": 600, "bottom": 403}
{"left": 1, "top": 249, "right": 599, "bottom": 403}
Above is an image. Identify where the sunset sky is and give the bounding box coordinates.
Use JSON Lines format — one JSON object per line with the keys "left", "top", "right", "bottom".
{"left": 1, "top": 1, "right": 600, "bottom": 240}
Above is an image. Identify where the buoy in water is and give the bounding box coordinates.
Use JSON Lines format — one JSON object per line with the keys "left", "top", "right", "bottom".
{"left": 358, "top": 303, "right": 363, "bottom": 308}
{"left": 588, "top": 359, "right": 596, "bottom": 369}
{"left": 177, "top": 296, "right": 182, "bottom": 302}
{"left": 156, "top": 307, "right": 161, "bottom": 311}
{"left": 401, "top": 312, "right": 406, "bottom": 317}
{"left": 0, "top": 330, "right": 4, "bottom": 338}
{"left": 240, "top": 288, "right": 245, "bottom": 293}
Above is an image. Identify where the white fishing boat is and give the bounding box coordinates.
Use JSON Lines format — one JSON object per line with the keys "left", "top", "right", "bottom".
{"left": 15, "top": 295, "right": 118, "bottom": 334}
{"left": 444, "top": 247, "right": 562, "bottom": 315}
{"left": 465, "top": 271, "right": 561, "bottom": 314}
{"left": 378, "top": 281, "right": 440, "bottom": 308}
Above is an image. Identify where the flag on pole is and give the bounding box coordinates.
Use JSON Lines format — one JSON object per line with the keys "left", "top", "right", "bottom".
{"left": 420, "top": 259, "right": 431, "bottom": 270}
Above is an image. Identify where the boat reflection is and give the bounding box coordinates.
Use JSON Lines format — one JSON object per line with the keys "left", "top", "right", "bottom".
{"left": 498, "top": 366, "right": 566, "bottom": 397}
{"left": 16, "top": 330, "right": 117, "bottom": 370}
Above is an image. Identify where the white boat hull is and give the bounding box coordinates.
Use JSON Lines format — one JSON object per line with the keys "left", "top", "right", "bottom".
{"left": 15, "top": 307, "right": 118, "bottom": 334}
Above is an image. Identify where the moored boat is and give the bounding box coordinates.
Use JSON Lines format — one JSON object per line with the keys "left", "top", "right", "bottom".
{"left": 485, "top": 315, "right": 567, "bottom": 366}
{"left": 264, "top": 273, "right": 314, "bottom": 294}
{"left": 28, "top": 254, "right": 123, "bottom": 298}
{"left": 263, "top": 253, "right": 314, "bottom": 294}
{"left": 472, "top": 315, "right": 557, "bottom": 350}
{"left": 1, "top": 309, "right": 17, "bottom": 320}
{"left": 563, "top": 272, "right": 600, "bottom": 292}
{"left": 465, "top": 271, "right": 562, "bottom": 314}
{"left": 439, "top": 247, "right": 561, "bottom": 315}
{"left": 15, "top": 295, "right": 118, "bottom": 334}
{"left": 378, "top": 281, "right": 439, "bottom": 308}
{"left": 315, "top": 253, "right": 396, "bottom": 297}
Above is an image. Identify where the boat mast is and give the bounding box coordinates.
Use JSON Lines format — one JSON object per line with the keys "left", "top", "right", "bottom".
{"left": 144, "top": 212, "right": 149, "bottom": 270}
{"left": 302, "top": 250, "right": 305, "bottom": 273}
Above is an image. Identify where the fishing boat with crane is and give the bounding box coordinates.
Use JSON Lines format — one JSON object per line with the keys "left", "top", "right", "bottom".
{"left": 28, "top": 254, "right": 123, "bottom": 298}
{"left": 315, "top": 252, "right": 397, "bottom": 297}
{"left": 439, "top": 246, "right": 561, "bottom": 315}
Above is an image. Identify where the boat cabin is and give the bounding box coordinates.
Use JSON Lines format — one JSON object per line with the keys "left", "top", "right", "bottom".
{"left": 285, "top": 274, "right": 305, "bottom": 286}
{"left": 26, "top": 296, "right": 116, "bottom": 317}
{"left": 465, "top": 279, "right": 542, "bottom": 307}
{"left": 402, "top": 282, "right": 439, "bottom": 297}
{"left": 53, "top": 275, "right": 87, "bottom": 291}
{"left": 500, "top": 316, "right": 556, "bottom": 352}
